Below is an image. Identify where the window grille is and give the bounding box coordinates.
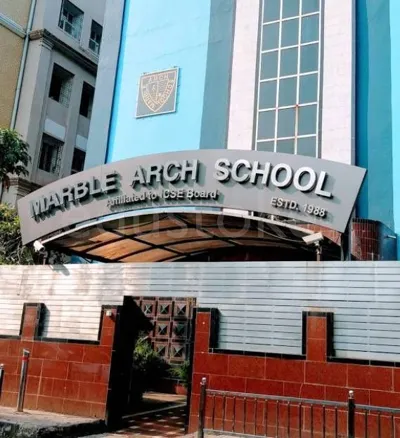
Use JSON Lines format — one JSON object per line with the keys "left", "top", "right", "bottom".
{"left": 49, "top": 64, "right": 74, "bottom": 108}
{"left": 39, "top": 135, "right": 63, "bottom": 175}
{"left": 58, "top": 0, "right": 84, "bottom": 41}
{"left": 89, "top": 21, "right": 102, "bottom": 54}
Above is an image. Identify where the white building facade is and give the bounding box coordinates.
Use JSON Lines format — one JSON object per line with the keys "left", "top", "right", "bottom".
{"left": 1, "top": 0, "right": 106, "bottom": 205}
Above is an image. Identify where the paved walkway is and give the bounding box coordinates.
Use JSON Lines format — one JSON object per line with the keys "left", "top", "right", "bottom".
{"left": 0, "top": 399, "right": 236, "bottom": 438}
{"left": 84, "top": 405, "right": 236, "bottom": 437}
{"left": 85, "top": 405, "right": 187, "bottom": 437}
{"left": 87, "top": 433, "right": 231, "bottom": 438}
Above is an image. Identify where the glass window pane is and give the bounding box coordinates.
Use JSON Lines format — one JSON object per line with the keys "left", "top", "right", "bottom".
{"left": 297, "top": 136, "right": 317, "bottom": 157}
{"left": 263, "top": 23, "right": 280, "bottom": 50}
{"left": 264, "top": 0, "right": 280, "bottom": 22}
{"left": 278, "top": 107, "right": 296, "bottom": 137}
{"left": 302, "top": 0, "right": 319, "bottom": 15}
{"left": 281, "top": 18, "right": 299, "bottom": 47}
{"left": 298, "top": 104, "right": 317, "bottom": 135}
{"left": 277, "top": 139, "right": 295, "bottom": 154}
{"left": 282, "top": 0, "right": 299, "bottom": 18}
{"left": 258, "top": 110, "right": 276, "bottom": 139}
{"left": 261, "top": 51, "right": 279, "bottom": 79}
{"left": 301, "top": 15, "right": 319, "bottom": 43}
{"left": 300, "top": 43, "right": 318, "bottom": 72}
{"left": 257, "top": 141, "right": 275, "bottom": 152}
{"left": 259, "top": 81, "right": 277, "bottom": 109}
{"left": 280, "top": 47, "right": 298, "bottom": 76}
{"left": 299, "top": 74, "right": 318, "bottom": 103}
{"left": 279, "top": 77, "right": 297, "bottom": 106}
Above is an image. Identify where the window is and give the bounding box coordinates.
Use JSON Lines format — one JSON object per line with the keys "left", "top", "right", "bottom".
{"left": 59, "top": 0, "right": 83, "bottom": 41}
{"left": 71, "top": 148, "right": 86, "bottom": 174}
{"left": 49, "top": 64, "right": 74, "bottom": 107}
{"left": 79, "top": 82, "right": 95, "bottom": 118}
{"left": 39, "top": 134, "right": 63, "bottom": 175}
{"left": 89, "top": 21, "right": 102, "bottom": 55}
{"left": 256, "top": 0, "right": 322, "bottom": 157}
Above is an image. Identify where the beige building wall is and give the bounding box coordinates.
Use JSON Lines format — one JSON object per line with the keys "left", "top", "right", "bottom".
{"left": 0, "top": 0, "right": 31, "bottom": 27}
{"left": 0, "top": 0, "right": 31, "bottom": 128}
{"left": 0, "top": 28, "right": 23, "bottom": 128}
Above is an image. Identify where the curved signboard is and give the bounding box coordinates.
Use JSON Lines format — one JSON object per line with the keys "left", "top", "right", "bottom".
{"left": 18, "top": 150, "right": 366, "bottom": 244}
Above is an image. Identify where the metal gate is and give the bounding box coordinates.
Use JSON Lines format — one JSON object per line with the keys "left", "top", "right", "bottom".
{"left": 198, "top": 378, "right": 400, "bottom": 438}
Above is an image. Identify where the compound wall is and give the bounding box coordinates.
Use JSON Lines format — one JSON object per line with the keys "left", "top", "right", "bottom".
{"left": 2, "top": 262, "right": 400, "bottom": 421}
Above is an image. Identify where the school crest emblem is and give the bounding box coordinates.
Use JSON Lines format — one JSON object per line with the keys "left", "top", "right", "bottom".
{"left": 136, "top": 68, "right": 178, "bottom": 117}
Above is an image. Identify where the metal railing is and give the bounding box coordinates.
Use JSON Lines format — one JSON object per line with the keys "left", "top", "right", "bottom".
{"left": 198, "top": 378, "right": 400, "bottom": 438}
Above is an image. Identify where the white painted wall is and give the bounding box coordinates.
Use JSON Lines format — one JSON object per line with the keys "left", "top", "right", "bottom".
{"left": 226, "top": 0, "right": 260, "bottom": 151}
{"left": 44, "top": 118, "right": 66, "bottom": 141}
{"left": 76, "top": 134, "right": 87, "bottom": 151}
{"left": 2, "top": 262, "right": 400, "bottom": 362}
{"left": 320, "top": 0, "right": 355, "bottom": 164}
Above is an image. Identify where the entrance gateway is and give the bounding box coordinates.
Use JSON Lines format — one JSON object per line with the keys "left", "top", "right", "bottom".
{"left": 14, "top": 150, "right": 366, "bottom": 433}
{"left": 18, "top": 150, "right": 365, "bottom": 263}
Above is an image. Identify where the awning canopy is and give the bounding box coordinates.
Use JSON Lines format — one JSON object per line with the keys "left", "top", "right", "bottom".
{"left": 41, "top": 209, "right": 341, "bottom": 262}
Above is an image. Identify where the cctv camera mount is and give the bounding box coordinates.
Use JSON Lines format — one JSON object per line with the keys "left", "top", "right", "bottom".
{"left": 302, "top": 232, "right": 324, "bottom": 261}
{"left": 302, "top": 232, "right": 324, "bottom": 245}
{"left": 33, "top": 240, "right": 46, "bottom": 253}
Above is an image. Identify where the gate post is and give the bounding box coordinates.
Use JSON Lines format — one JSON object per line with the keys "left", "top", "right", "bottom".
{"left": 198, "top": 377, "right": 207, "bottom": 438}
{"left": 348, "top": 390, "right": 355, "bottom": 438}
{"left": 17, "top": 349, "right": 30, "bottom": 412}
{"left": 0, "top": 364, "right": 4, "bottom": 395}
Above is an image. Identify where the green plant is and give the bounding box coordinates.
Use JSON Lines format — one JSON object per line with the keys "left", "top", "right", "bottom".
{"left": 0, "top": 204, "right": 71, "bottom": 265}
{"left": 133, "top": 336, "right": 169, "bottom": 381}
{"left": 0, "top": 204, "right": 34, "bottom": 265}
{"left": 0, "top": 129, "right": 30, "bottom": 201}
{"left": 169, "top": 360, "right": 190, "bottom": 388}
{"left": 130, "top": 336, "right": 170, "bottom": 404}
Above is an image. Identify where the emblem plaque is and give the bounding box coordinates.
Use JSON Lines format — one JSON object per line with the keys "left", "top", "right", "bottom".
{"left": 136, "top": 68, "right": 179, "bottom": 118}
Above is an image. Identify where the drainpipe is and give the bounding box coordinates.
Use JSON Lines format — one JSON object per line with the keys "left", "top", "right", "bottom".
{"left": 10, "top": 0, "right": 37, "bottom": 129}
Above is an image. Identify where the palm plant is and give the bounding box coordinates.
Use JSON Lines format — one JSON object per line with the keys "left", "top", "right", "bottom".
{"left": 169, "top": 361, "right": 190, "bottom": 388}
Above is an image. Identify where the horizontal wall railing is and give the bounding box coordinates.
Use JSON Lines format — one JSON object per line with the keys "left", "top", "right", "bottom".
{"left": 3, "top": 262, "right": 400, "bottom": 361}
{"left": 198, "top": 379, "right": 400, "bottom": 438}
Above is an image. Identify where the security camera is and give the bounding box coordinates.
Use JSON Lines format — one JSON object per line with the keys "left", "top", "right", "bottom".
{"left": 33, "top": 240, "right": 46, "bottom": 253}
{"left": 302, "top": 232, "right": 324, "bottom": 245}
